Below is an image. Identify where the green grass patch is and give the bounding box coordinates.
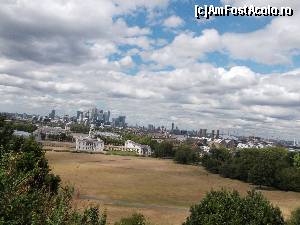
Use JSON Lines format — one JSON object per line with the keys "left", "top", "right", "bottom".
{"left": 106, "top": 150, "right": 138, "bottom": 157}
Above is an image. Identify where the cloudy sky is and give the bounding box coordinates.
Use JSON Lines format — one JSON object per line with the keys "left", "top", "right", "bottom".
{"left": 1, "top": 0, "right": 300, "bottom": 140}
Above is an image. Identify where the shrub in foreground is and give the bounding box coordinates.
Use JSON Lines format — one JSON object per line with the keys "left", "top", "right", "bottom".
{"left": 114, "top": 213, "right": 147, "bottom": 225}
{"left": 183, "top": 189, "right": 284, "bottom": 225}
{"left": 287, "top": 207, "right": 300, "bottom": 225}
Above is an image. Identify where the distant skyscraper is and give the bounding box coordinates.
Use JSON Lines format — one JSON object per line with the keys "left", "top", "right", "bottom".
{"left": 98, "top": 110, "right": 104, "bottom": 121}
{"left": 112, "top": 116, "right": 126, "bottom": 128}
{"left": 211, "top": 130, "right": 215, "bottom": 140}
{"left": 91, "top": 107, "right": 98, "bottom": 122}
{"left": 203, "top": 129, "right": 207, "bottom": 137}
{"left": 119, "top": 116, "right": 126, "bottom": 127}
{"left": 171, "top": 123, "right": 174, "bottom": 131}
{"left": 216, "top": 130, "right": 220, "bottom": 138}
{"left": 85, "top": 111, "right": 90, "bottom": 120}
{"left": 79, "top": 112, "right": 83, "bottom": 123}
{"left": 49, "top": 109, "right": 55, "bottom": 119}
{"left": 76, "top": 111, "right": 81, "bottom": 120}
{"left": 199, "top": 129, "right": 203, "bottom": 137}
{"left": 148, "top": 124, "right": 155, "bottom": 131}
{"left": 104, "top": 111, "right": 110, "bottom": 123}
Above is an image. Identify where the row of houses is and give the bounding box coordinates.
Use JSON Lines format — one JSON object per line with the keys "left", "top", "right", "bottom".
{"left": 75, "top": 137, "right": 152, "bottom": 156}
{"left": 195, "top": 136, "right": 276, "bottom": 153}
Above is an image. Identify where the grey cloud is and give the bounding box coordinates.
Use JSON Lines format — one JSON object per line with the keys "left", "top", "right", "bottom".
{"left": 0, "top": 1, "right": 153, "bottom": 65}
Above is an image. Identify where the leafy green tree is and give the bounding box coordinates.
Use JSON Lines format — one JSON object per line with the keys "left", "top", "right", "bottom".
{"left": 286, "top": 152, "right": 297, "bottom": 167}
{"left": 219, "top": 159, "right": 240, "bottom": 179}
{"left": 0, "top": 116, "right": 14, "bottom": 150}
{"left": 0, "top": 117, "right": 107, "bottom": 225}
{"left": 174, "top": 145, "right": 198, "bottom": 164}
{"left": 247, "top": 148, "right": 289, "bottom": 187}
{"left": 293, "top": 153, "right": 300, "bottom": 169}
{"left": 114, "top": 213, "right": 147, "bottom": 225}
{"left": 183, "top": 189, "right": 284, "bottom": 225}
{"left": 47, "top": 133, "right": 73, "bottom": 142}
{"left": 275, "top": 167, "right": 300, "bottom": 192}
{"left": 11, "top": 122, "right": 37, "bottom": 133}
{"left": 287, "top": 207, "right": 300, "bottom": 225}
{"left": 201, "top": 147, "right": 299, "bottom": 191}
{"left": 70, "top": 124, "right": 90, "bottom": 133}
{"left": 242, "top": 190, "right": 284, "bottom": 225}
{"left": 99, "top": 136, "right": 124, "bottom": 146}
{"left": 248, "top": 157, "right": 275, "bottom": 187}
{"left": 80, "top": 207, "right": 107, "bottom": 225}
{"left": 201, "top": 148, "right": 231, "bottom": 173}
{"left": 232, "top": 148, "right": 261, "bottom": 181}
{"left": 153, "top": 141, "right": 174, "bottom": 158}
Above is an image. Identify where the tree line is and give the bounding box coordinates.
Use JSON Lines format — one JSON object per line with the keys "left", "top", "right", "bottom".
{"left": 202, "top": 147, "right": 300, "bottom": 192}
{"left": 10, "top": 121, "right": 38, "bottom": 133}
{"left": 70, "top": 124, "right": 90, "bottom": 133}
{"left": 46, "top": 133, "right": 74, "bottom": 142}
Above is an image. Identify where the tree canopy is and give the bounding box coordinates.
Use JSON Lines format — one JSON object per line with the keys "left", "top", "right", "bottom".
{"left": 201, "top": 147, "right": 300, "bottom": 192}
{"left": 183, "top": 189, "right": 284, "bottom": 225}
{"left": 0, "top": 117, "right": 107, "bottom": 225}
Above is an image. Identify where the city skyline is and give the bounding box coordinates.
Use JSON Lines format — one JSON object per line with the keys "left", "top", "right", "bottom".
{"left": 2, "top": 108, "right": 298, "bottom": 142}
{"left": 1, "top": 0, "right": 300, "bottom": 140}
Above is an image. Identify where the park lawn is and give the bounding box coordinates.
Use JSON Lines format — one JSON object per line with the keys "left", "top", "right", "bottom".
{"left": 105, "top": 150, "right": 138, "bottom": 157}
{"left": 46, "top": 151, "right": 300, "bottom": 225}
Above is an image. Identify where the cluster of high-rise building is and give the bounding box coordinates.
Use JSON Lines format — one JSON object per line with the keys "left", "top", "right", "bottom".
{"left": 76, "top": 108, "right": 111, "bottom": 126}
{"left": 199, "top": 129, "right": 220, "bottom": 140}
{"left": 112, "top": 116, "right": 126, "bottom": 128}
{"left": 45, "top": 107, "right": 127, "bottom": 128}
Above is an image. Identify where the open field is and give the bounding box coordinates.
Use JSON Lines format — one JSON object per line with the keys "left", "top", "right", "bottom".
{"left": 46, "top": 152, "right": 300, "bottom": 225}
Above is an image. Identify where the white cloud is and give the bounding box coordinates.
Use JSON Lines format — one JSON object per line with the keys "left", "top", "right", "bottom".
{"left": 222, "top": 13, "right": 300, "bottom": 65}
{"left": 119, "top": 56, "right": 134, "bottom": 68}
{"left": 142, "top": 29, "right": 221, "bottom": 67}
{"left": 146, "top": 10, "right": 300, "bottom": 66}
{"left": 163, "top": 15, "right": 184, "bottom": 28}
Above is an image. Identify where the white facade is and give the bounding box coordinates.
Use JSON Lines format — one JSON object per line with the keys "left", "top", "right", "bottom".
{"left": 76, "top": 137, "right": 104, "bottom": 152}
{"left": 125, "top": 140, "right": 152, "bottom": 156}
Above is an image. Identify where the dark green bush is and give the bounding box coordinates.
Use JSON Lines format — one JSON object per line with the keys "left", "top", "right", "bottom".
{"left": 287, "top": 207, "right": 300, "bottom": 225}
{"left": 114, "top": 213, "right": 147, "bottom": 225}
{"left": 174, "top": 145, "right": 198, "bottom": 164}
{"left": 183, "top": 189, "right": 284, "bottom": 225}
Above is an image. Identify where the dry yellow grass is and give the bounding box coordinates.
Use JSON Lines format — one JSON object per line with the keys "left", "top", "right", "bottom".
{"left": 46, "top": 151, "right": 300, "bottom": 225}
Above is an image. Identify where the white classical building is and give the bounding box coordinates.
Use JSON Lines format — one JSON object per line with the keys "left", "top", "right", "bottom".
{"left": 75, "top": 137, "right": 104, "bottom": 152}
{"left": 125, "top": 140, "right": 152, "bottom": 156}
